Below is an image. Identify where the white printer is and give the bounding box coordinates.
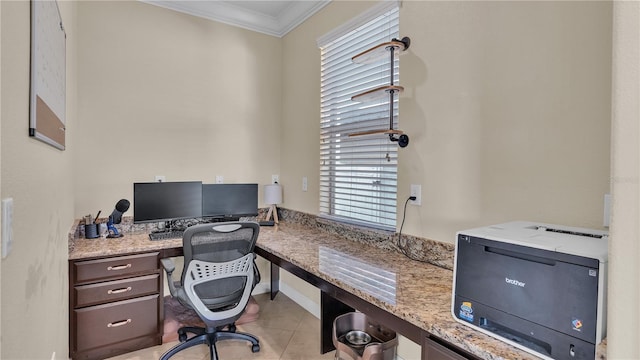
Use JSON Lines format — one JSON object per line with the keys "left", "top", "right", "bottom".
{"left": 451, "top": 221, "right": 608, "bottom": 360}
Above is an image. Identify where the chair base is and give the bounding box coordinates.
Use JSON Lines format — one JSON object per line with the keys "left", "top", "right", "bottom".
{"left": 160, "top": 325, "right": 260, "bottom": 360}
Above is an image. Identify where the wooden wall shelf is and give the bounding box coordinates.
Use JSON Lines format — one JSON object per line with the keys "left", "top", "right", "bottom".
{"left": 351, "top": 85, "right": 404, "bottom": 103}
{"left": 352, "top": 39, "right": 409, "bottom": 65}
{"left": 348, "top": 129, "right": 404, "bottom": 137}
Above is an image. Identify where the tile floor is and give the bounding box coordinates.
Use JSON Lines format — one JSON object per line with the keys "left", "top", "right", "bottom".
{"left": 107, "top": 293, "right": 337, "bottom": 360}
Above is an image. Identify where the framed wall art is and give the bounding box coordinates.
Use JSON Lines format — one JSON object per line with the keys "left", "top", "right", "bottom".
{"left": 30, "top": 0, "right": 66, "bottom": 150}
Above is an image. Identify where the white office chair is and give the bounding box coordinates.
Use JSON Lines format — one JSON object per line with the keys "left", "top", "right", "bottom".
{"left": 160, "top": 222, "right": 261, "bottom": 360}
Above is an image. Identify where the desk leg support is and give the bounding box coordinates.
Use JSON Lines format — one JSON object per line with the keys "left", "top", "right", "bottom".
{"left": 270, "top": 262, "right": 280, "bottom": 300}
{"left": 320, "top": 291, "right": 354, "bottom": 354}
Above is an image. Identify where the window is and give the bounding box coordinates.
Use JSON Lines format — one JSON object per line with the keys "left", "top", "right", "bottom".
{"left": 318, "top": 3, "right": 400, "bottom": 230}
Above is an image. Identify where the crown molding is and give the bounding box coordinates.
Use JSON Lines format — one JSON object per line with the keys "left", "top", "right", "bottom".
{"left": 141, "top": 1, "right": 331, "bottom": 38}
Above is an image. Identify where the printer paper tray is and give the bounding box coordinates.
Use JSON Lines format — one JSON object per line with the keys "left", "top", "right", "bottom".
{"left": 453, "top": 295, "right": 595, "bottom": 360}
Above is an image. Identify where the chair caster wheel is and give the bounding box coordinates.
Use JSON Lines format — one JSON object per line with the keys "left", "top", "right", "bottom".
{"left": 252, "top": 344, "right": 260, "bottom": 353}
{"left": 229, "top": 324, "right": 236, "bottom": 332}
{"left": 178, "top": 330, "right": 187, "bottom": 342}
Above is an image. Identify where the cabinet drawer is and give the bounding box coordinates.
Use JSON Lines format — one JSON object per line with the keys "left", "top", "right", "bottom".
{"left": 74, "top": 274, "right": 159, "bottom": 308}
{"left": 73, "top": 252, "right": 159, "bottom": 283}
{"left": 423, "top": 337, "right": 468, "bottom": 360}
{"left": 74, "top": 294, "right": 159, "bottom": 353}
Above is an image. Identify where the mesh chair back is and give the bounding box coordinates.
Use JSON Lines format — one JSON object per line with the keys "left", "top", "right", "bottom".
{"left": 180, "top": 222, "right": 259, "bottom": 314}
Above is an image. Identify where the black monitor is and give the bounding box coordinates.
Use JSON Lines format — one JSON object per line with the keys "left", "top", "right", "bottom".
{"left": 133, "top": 181, "right": 203, "bottom": 223}
{"left": 202, "top": 183, "right": 258, "bottom": 219}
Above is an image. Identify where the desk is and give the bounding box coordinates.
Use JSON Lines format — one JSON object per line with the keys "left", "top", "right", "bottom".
{"left": 69, "top": 221, "right": 542, "bottom": 360}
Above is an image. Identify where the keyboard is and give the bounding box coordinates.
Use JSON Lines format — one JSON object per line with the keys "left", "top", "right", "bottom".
{"left": 149, "top": 230, "right": 184, "bottom": 241}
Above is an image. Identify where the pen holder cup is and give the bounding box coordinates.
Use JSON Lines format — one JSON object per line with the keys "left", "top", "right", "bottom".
{"left": 84, "top": 223, "right": 99, "bottom": 239}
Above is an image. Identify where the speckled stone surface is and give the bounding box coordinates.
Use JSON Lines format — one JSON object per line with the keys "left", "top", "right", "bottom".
{"left": 251, "top": 223, "right": 544, "bottom": 360}
{"left": 596, "top": 339, "right": 606, "bottom": 360}
{"left": 278, "top": 209, "right": 456, "bottom": 270}
{"left": 68, "top": 209, "right": 606, "bottom": 359}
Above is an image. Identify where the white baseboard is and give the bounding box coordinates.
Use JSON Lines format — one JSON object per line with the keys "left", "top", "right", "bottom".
{"left": 251, "top": 282, "right": 271, "bottom": 296}
{"left": 252, "top": 280, "right": 321, "bottom": 318}
{"left": 279, "top": 281, "right": 321, "bottom": 319}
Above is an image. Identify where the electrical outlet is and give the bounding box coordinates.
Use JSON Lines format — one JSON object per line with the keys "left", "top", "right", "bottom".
{"left": 302, "top": 177, "right": 308, "bottom": 192}
{"left": 272, "top": 174, "right": 279, "bottom": 184}
{"left": 154, "top": 175, "right": 165, "bottom": 183}
{"left": 2, "top": 198, "right": 14, "bottom": 258}
{"left": 215, "top": 175, "right": 224, "bottom": 184}
{"left": 410, "top": 184, "right": 421, "bottom": 206}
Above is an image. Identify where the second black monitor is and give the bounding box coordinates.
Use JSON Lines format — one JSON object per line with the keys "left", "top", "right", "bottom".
{"left": 202, "top": 183, "right": 258, "bottom": 219}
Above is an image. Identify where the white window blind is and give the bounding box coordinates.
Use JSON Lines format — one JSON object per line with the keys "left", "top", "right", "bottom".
{"left": 319, "top": 5, "right": 400, "bottom": 230}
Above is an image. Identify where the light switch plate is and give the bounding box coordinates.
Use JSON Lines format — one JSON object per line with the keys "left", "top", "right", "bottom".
{"left": 302, "top": 177, "right": 308, "bottom": 192}
{"left": 2, "top": 198, "right": 14, "bottom": 259}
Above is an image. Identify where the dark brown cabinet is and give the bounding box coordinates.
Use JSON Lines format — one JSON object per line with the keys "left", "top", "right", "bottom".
{"left": 423, "top": 337, "right": 476, "bottom": 360}
{"left": 69, "top": 252, "right": 163, "bottom": 360}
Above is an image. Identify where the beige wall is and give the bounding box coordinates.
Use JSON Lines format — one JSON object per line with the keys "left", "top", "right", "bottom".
{"left": 1, "top": 0, "right": 636, "bottom": 358}
{"left": 281, "top": 1, "right": 612, "bottom": 358}
{"left": 398, "top": 1, "right": 611, "bottom": 241}
{"left": 0, "top": 0, "right": 3, "bottom": 354}
{"left": 608, "top": 2, "right": 640, "bottom": 358}
{"left": 1, "top": 0, "right": 76, "bottom": 358}
{"left": 282, "top": 0, "right": 612, "bottom": 243}
{"left": 74, "top": 1, "right": 282, "bottom": 218}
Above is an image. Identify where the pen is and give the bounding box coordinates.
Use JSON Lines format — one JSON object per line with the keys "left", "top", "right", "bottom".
{"left": 94, "top": 210, "right": 101, "bottom": 224}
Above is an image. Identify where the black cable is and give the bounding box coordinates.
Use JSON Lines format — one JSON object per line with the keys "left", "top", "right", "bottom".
{"left": 397, "top": 196, "right": 416, "bottom": 259}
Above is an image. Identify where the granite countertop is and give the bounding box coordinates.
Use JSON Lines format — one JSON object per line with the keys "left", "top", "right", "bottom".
{"left": 254, "top": 223, "right": 541, "bottom": 360}
{"left": 68, "top": 219, "right": 606, "bottom": 360}
{"left": 68, "top": 220, "right": 182, "bottom": 260}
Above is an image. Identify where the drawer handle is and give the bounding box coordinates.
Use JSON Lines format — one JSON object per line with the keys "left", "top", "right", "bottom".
{"left": 107, "top": 264, "right": 132, "bottom": 271}
{"left": 107, "top": 319, "right": 132, "bottom": 328}
{"left": 107, "top": 287, "right": 132, "bottom": 295}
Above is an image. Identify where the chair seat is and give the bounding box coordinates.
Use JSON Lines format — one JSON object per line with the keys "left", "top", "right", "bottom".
{"left": 173, "top": 281, "right": 244, "bottom": 311}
